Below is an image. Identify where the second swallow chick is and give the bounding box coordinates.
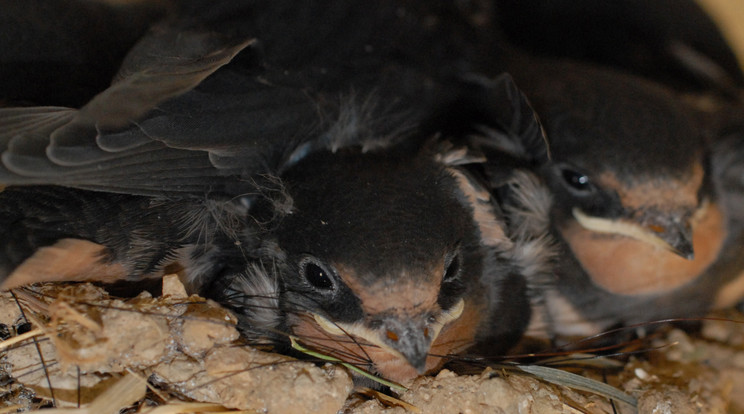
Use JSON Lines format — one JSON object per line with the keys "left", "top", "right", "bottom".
{"left": 508, "top": 59, "right": 744, "bottom": 340}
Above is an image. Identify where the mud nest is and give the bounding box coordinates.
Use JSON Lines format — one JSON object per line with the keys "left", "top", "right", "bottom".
{"left": 0, "top": 276, "right": 742, "bottom": 414}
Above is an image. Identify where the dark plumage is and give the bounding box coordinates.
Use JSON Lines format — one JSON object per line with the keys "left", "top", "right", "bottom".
{"left": 495, "top": 0, "right": 744, "bottom": 340}
{"left": 0, "top": 0, "right": 553, "bottom": 383}
{"left": 495, "top": 0, "right": 744, "bottom": 99}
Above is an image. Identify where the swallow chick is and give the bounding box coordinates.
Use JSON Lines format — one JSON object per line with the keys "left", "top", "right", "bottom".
{"left": 0, "top": 82, "right": 552, "bottom": 383}
{"left": 0, "top": 0, "right": 555, "bottom": 384}
{"left": 208, "top": 146, "right": 535, "bottom": 383}
{"left": 209, "top": 76, "right": 556, "bottom": 383}
{"left": 507, "top": 59, "right": 744, "bottom": 339}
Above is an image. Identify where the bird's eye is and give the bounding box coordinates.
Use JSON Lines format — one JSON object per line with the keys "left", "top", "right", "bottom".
{"left": 561, "top": 169, "right": 592, "bottom": 192}
{"left": 301, "top": 261, "right": 334, "bottom": 290}
{"left": 443, "top": 254, "right": 461, "bottom": 282}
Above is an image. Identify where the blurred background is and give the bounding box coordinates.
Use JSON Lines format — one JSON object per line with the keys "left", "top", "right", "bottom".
{"left": 698, "top": 0, "right": 744, "bottom": 71}
{"left": 90, "top": 0, "right": 744, "bottom": 74}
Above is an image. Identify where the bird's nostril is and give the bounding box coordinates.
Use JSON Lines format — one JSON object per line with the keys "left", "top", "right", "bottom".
{"left": 386, "top": 330, "right": 399, "bottom": 342}
{"left": 648, "top": 224, "right": 665, "bottom": 233}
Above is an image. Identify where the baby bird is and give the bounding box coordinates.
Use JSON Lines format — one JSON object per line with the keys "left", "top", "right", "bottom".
{"left": 493, "top": 0, "right": 744, "bottom": 340}
{"left": 0, "top": 0, "right": 554, "bottom": 382}
{"left": 508, "top": 58, "right": 744, "bottom": 340}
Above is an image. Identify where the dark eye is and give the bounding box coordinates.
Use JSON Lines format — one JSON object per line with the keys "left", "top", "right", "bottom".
{"left": 443, "top": 254, "right": 461, "bottom": 282}
{"left": 302, "top": 261, "right": 334, "bottom": 290}
{"left": 561, "top": 169, "right": 592, "bottom": 191}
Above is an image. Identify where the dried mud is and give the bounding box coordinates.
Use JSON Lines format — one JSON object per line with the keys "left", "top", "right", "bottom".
{"left": 0, "top": 277, "right": 741, "bottom": 413}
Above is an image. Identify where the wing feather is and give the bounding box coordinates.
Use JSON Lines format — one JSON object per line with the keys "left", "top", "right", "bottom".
{"left": 0, "top": 22, "right": 259, "bottom": 195}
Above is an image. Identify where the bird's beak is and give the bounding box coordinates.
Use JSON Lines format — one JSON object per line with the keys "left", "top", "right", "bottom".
{"left": 313, "top": 299, "right": 465, "bottom": 373}
{"left": 572, "top": 207, "right": 697, "bottom": 260}
{"left": 376, "top": 317, "right": 433, "bottom": 373}
{"left": 644, "top": 220, "right": 694, "bottom": 260}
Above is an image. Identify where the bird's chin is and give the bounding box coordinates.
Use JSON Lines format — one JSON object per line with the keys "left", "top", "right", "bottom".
{"left": 289, "top": 314, "right": 446, "bottom": 384}
{"left": 561, "top": 204, "right": 727, "bottom": 295}
{"left": 364, "top": 348, "right": 446, "bottom": 384}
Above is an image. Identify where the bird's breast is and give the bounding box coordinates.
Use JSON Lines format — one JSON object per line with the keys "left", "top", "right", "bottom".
{"left": 2, "top": 238, "right": 129, "bottom": 289}
{"left": 714, "top": 269, "right": 744, "bottom": 308}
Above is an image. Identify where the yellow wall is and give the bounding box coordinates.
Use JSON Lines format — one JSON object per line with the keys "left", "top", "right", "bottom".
{"left": 697, "top": 0, "right": 744, "bottom": 70}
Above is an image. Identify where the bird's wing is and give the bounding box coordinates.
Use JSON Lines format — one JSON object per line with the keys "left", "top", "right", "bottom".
{"left": 1, "top": 0, "right": 556, "bottom": 197}
{"left": 451, "top": 74, "right": 549, "bottom": 188}
{"left": 0, "top": 19, "right": 322, "bottom": 196}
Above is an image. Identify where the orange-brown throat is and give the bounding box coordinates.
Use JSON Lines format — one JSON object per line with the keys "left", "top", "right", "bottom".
{"left": 286, "top": 259, "right": 474, "bottom": 383}
{"left": 290, "top": 297, "right": 467, "bottom": 384}
{"left": 561, "top": 201, "right": 726, "bottom": 295}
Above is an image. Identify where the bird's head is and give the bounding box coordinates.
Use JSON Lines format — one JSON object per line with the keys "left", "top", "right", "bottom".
{"left": 260, "top": 150, "right": 485, "bottom": 383}
{"left": 212, "top": 73, "right": 549, "bottom": 384}
{"left": 544, "top": 161, "right": 708, "bottom": 261}
{"left": 526, "top": 61, "right": 727, "bottom": 295}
